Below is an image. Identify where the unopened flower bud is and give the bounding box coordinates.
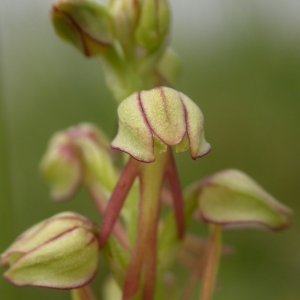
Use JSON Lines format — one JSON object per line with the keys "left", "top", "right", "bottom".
{"left": 134, "top": 0, "right": 170, "bottom": 51}
{"left": 1, "top": 212, "right": 99, "bottom": 289}
{"left": 108, "top": 0, "right": 140, "bottom": 47}
{"left": 51, "top": 0, "right": 114, "bottom": 57}
{"left": 40, "top": 123, "right": 116, "bottom": 201}
{"left": 40, "top": 132, "right": 82, "bottom": 200}
{"left": 70, "top": 124, "right": 117, "bottom": 191}
{"left": 111, "top": 86, "right": 211, "bottom": 162}
{"left": 197, "top": 169, "right": 292, "bottom": 230}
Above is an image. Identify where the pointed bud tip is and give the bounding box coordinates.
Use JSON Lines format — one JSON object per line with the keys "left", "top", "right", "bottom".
{"left": 135, "top": 0, "right": 171, "bottom": 51}
{"left": 51, "top": 0, "right": 114, "bottom": 57}
{"left": 197, "top": 169, "right": 292, "bottom": 231}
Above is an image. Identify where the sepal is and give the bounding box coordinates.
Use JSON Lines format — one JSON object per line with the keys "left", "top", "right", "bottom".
{"left": 51, "top": 0, "right": 114, "bottom": 57}
{"left": 197, "top": 169, "right": 292, "bottom": 230}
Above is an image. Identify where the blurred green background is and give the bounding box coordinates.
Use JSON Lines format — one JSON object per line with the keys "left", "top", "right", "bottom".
{"left": 1, "top": 1, "right": 299, "bottom": 299}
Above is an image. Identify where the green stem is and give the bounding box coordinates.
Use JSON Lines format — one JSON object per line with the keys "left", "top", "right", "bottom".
{"left": 165, "top": 149, "right": 185, "bottom": 239}
{"left": 122, "top": 150, "right": 168, "bottom": 300}
{"left": 71, "top": 285, "right": 97, "bottom": 300}
{"left": 158, "top": 180, "right": 200, "bottom": 270}
{"left": 180, "top": 225, "right": 222, "bottom": 300}
{"left": 101, "top": 47, "right": 150, "bottom": 102}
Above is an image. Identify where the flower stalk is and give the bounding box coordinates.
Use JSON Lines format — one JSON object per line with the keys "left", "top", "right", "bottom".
{"left": 200, "top": 225, "right": 222, "bottom": 300}
{"left": 99, "top": 147, "right": 185, "bottom": 300}
{"left": 122, "top": 149, "right": 168, "bottom": 300}
{"left": 71, "top": 285, "right": 97, "bottom": 300}
{"left": 180, "top": 226, "right": 222, "bottom": 300}
{"left": 86, "top": 182, "right": 130, "bottom": 249}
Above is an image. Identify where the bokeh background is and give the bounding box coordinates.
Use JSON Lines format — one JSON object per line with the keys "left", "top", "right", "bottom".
{"left": 1, "top": 0, "right": 299, "bottom": 299}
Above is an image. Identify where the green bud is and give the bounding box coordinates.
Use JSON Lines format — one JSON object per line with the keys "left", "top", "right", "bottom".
{"left": 197, "top": 169, "right": 292, "bottom": 230}
{"left": 40, "top": 123, "right": 117, "bottom": 200}
{"left": 71, "top": 124, "right": 117, "bottom": 192}
{"left": 40, "top": 131, "right": 83, "bottom": 201}
{"left": 135, "top": 0, "right": 170, "bottom": 51}
{"left": 108, "top": 0, "right": 140, "bottom": 48}
{"left": 111, "top": 86, "right": 211, "bottom": 162}
{"left": 1, "top": 212, "right": 99, "bottom": 289}
{"left": 51, "top": 0, "right": 114, "bottom": 57}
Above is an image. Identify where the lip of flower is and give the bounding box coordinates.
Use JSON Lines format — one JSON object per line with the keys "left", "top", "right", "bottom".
{"left": 1, "top": 212, "right": 99, "bottom": 289}
{"left": 111, "top": 86, "right": 211, "bottom": 162}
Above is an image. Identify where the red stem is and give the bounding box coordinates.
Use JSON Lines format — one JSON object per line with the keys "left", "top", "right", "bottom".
{"left": 200, "top": 226, "right": 222, "bottom": 300}
{"left": 180, "top": 251, "right": 206, "bottom": 300}
{"left": 87, "top": 186, "right": 130, "bottom": 249}
{"left": 98, "top": 157, "right": 139, "bottom": 248}
{"left": 165, "top": 149, "right": 185, "bottom": 239}
{"left": 122, "top": 150, "right": 167, "bottom": 300}
{"left": 122, "top": 175, "right": 162, "bottom": 300}
{"left": 142, "top": 215, "right": 159, "bottom": 300}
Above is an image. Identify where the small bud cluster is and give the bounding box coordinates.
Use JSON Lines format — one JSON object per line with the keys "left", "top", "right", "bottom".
{"left": 51, "top": 0, "right": 179, "bottom": 101}
{"left": 51, "top": 0, "right": 114, "bottom": 57}
{"left": 52, "top": 0, "right": 170, "bottom": 56}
